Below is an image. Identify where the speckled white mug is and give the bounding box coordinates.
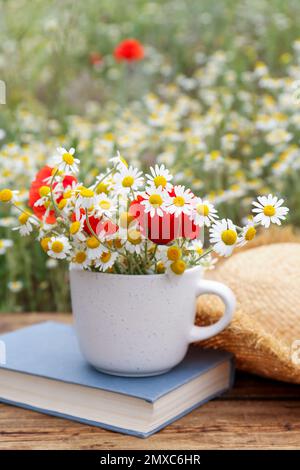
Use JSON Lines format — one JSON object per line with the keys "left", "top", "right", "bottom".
{"left": 70, "top": 265, "right": 235, "bottom": 377}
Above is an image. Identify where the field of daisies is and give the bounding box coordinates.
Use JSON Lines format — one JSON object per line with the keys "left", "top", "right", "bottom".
{"left": 0, "top": 0, "right": 300, "bottom": 312}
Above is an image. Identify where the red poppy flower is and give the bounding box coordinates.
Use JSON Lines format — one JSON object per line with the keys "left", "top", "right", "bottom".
{"left": 114, "top": 39, "right": 144, "bottom": 62}
{"left": 29, "top": 166, "right": 77, "bottom": 224}
{"left": 129, "top": 195, "right": 199, "bottom": 245}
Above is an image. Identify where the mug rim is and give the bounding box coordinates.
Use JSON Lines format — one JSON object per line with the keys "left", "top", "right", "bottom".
{"left": 69, "top": 263, "right": 203, "bottom": 279}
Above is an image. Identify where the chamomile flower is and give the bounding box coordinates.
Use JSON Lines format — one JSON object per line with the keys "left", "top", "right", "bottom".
{"left": 191, "top": 198, "right": 218, "bottom": 227}
{"left": 72, "top": 249, "right": 90, "bottom": 269}
{"left": 94, "top": 250, "right": 118, "bottom": 272}
{"left": 75, "top": 187, "right": 96, "bottom": 218}
{"left": 7, "top": 281, "right": 23, "bottom": 293}
{"left": 0, "top": 188, "right": 19, "bottom": 203}
{"left": 0, "top": 239, "right": 13, "bottom": 255}
{"left": 114, "top": 166, "right": 144, "bottom": 195}
{"left": 209, "top": 219, "right": 238, "bottom": 257}
{"left": 140, "top": 186, "right": 169, "bottom": 217}
{"left": 238, "top": 219, "right": 257, "bottom": 246}
{"left": 188, "top": 239, "right": 204, "bottom": 256}
{"left": 53, "top": 147, "right": 80, "bottom": 173}
{"left": 126, "top": 229, "right": 144, "bottom": 254}
{"left": 47, "top": 236, "right": 71, "bottom": 259}
{"left": 252, "top": 194, "right": 289, "bottom": 228}
{"left": 145, "top": 164, "right": 173, "bottom": 191}
{"left": 94, "top": 193, "right": 116, "bottom": 218}
{"left": 85, "top": 235, "right": 104, "bottom": 260}
{"left": 13, "top": 212, "right": 39, "bottom": 236}
{"left": 109, "top": 151, "right": 128, "bottom": 170}
{"left": 69, "top": 219, "right": 86, "bottom": 242}
{"left": 165, "top": 185, "right": 194, "bottom": 217}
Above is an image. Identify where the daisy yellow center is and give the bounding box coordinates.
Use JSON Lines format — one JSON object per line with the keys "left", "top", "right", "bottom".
{"left": 122, "top": 176, "right": 134, "bottom": 188}
{"left": 63, "top": 152, "right": 74, "bottom": 165}
{"left": 156, "top": 261, "right": 166, "bottom": 274}
{"left": 196, "top": 204, "right": 209, "bottom": 216}
{"left": 101, "top": 252, "right": 111, "bottom": 263}
{"left": 171, "top": 260, "right": 186, "bottom": 275}
{"left": 39, "top": 186, "right": 50, "bottom": 197}
{"left": 173, "top": 196, "right": 185, "bottom": 207}
{"left": 263, "top": 205, "right": 275, "bottom": 217}
{"left": 63, "top": 190, "right": 72, "bottom": 199}
{"left": 154, "top": 175, "right": 167, "bottom": 188}
{"left": 70, "top": 221, "right": 81, "bottom": 235}
{"left": 51, "top": 241, "right": 64, "bottom": 253}
{"left": 99, "top": 200, "right": 111, "bottom": 210}
{"left": 149, "top": 194, "right": 163, "bottom": 207}
{"left": 75, "top": 251, "right": 87, "bottom": 264}
{"left": 0, "top": 241, "right": 3, "bottom": 248}
{"left": 128, "top": 229, "right": 142, "bottom": 245}
{"left": 80, "top": 188, "right": 94, "bottom": 198}
{"left": 58, "top": 198, "right": 67, "bottom": 210}
{"left": 120, "top": 212, "right": 135, "bottom": 228}
{"left": 86, "top": 236, "right": 100, "bottom": 249}
{"left": 18, "top": 212, "right": 29, "bottom": 225}
{"left": 0, "top": 189, "right": 13, "bottom": 202}
{"left": 221, "top": 229, "right": 237, "bottom": 246}
{"left": 245, "top": 226, "right": 256, "bottom": 241}
{"left": 196, "top": 247, "right": 203, "bottom": 255}
{"left": 96, "top": 182, "right": 109, "bottom": 194}
{"left": 41, "top": 237, "right": 51, "bottom": 252}
{"left": 167, "top": 246, "right": 182, "bottom": 261}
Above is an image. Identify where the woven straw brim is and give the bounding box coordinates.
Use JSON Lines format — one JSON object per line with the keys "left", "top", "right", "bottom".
{"left": 195, "top": 227, "right": 300, "bottom": 384}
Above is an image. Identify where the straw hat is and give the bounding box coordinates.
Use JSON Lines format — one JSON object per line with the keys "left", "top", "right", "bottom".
{"left": 196, "top": 227, "right": 300, "bottom": 383}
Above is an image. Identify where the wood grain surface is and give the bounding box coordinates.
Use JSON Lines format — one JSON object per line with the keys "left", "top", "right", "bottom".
{"left": 0, "top": 313, "right": 299, "bottom": 450}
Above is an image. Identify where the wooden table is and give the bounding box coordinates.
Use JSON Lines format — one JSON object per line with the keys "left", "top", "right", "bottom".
{"left": 0, "top": 313, "right": 299, "bottom": 450}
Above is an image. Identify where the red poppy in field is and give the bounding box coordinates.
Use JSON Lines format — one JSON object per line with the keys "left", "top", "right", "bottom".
{"left": 114, "top": 39, "right": 144, "bottom": 62}
{"left": 129, "top": 195, "right": 199, "bottom": 245}
{"left": 29, "top": 166, "right": 77, "bottom": 224}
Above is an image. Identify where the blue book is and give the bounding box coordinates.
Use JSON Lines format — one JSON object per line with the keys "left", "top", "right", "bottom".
{"left": 0, "top": 322, "right": 234, "bottom": 438}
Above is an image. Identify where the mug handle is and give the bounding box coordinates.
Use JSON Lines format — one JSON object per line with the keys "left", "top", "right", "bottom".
{"left": 189, "top": 279, "right": 235, "bottom": 342}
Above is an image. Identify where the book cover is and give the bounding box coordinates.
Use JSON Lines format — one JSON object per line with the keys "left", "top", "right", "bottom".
{"left": 0, "top": 322, "right": 234, "bottom": 437}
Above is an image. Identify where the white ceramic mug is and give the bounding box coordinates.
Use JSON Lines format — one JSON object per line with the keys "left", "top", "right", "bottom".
{"left": 70, "top": 265, "right": 235, "bottom": 377}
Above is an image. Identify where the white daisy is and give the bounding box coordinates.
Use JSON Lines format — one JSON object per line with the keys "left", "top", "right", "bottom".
{"left": 94, "top": 193, "right": 116, "bottom": 218}
{"left": 75, "top": 187, "right": 96, "bottom": 219}
{"left": 188, "top": 239, "right": 205, "bottom": 256}
{"left": 114, "top": 166, "right": 144, "bottom": 195}
{"left": 72, "top": 249, "right": 90, "bottom": 269}
{"left": 0, "top": 239, "right": 13, "bottom": 255}
{"left": 85, "top": 236, "right": 105, "bottom": 260}
{"left": 47, "top": 236, "right": 71, "bottom": 260}
{"left": 109, "top": 151, "right": 128, "bottom": 171}
{"left": 145, "top": 164, "right": 173, "bottom": 191}
{"left": 252, "top": 194, "right": 289, "bottom": 228}
{"left": 209, "top": 219, "right": 238, "bottom": 257}
{"left": 191, "top": 197, "right": 218, "bottom": 227}
{"left": 13, "top": 212, "right": 39, "bottom": 236}
{"left": 165, "top": 185, "right": 194, "bottom": 218}
{"left": 126, "top": 229, "right": 144, "bottom": 254}
{"left": 33, "top": 184, "right": 60, "bottom": 208}
{"left": 53, "top": 147, "right": 80, "bottom": 173}
{"left": 238, "top": 219, "right": 257, "bottom": 246}
{"left": 69, "top": 219, "right": 86, "bottom": 242}
{"left": 94, "top": 250, "right": 118, "bottom": 272}
{"left": 140, "top": 186, "right": 169, "bottom": 218}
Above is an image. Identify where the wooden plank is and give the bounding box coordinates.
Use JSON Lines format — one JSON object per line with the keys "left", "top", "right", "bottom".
{"left": 0, "top": 399, "right": 299, "bottom": 450}
{"left": 0, "top": 313, "right": 300, "bottom": 449}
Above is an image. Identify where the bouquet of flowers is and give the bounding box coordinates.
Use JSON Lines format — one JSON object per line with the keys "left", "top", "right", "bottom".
{"left": 0, "top": 148, "right": 289, "bottom": 276}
